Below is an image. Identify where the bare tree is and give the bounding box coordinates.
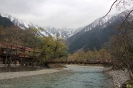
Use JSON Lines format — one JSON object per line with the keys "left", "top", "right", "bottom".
{"left": 105, "top": 0, "right": 133, "bottom": 80}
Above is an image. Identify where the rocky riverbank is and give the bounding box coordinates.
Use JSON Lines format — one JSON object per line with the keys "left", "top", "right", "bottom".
{"left": 107, "top": 70, "right": 130, "bottom": 88}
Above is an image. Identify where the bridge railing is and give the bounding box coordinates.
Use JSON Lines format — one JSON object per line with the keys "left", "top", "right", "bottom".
{"left": 46, "top": 60, "right": 112, "bottom": 65}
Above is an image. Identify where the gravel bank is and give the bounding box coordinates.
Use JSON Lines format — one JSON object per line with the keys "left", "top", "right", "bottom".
{"left": 0, "top": 68, "right": 64, "bottom": 80}
{"left": 107, "top": 70, "right": 130, "bottom": 88}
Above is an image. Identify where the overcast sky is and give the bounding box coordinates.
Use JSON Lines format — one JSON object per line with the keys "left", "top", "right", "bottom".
{"left": 0, "top": 0, "right": 117, "bottom": 29}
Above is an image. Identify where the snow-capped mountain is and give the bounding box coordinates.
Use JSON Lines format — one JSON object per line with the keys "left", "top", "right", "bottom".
{"left": 78, "top": 11, "right": 130, "bottom": 34}
{"left": 0, "top": 13, "right": 37, "bottom": 29}
{"left": 68, "top": 10, "right": 130, "bottom": 53}
{"left": 43, "top": 26, "right": 83, "bottom": 39}
{"left": 0, "top": 13, "right": 82, "bottom": 39}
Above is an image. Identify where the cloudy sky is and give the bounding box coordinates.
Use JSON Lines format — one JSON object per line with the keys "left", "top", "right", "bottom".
{"left": 0, "top": 0, "right": 117, "bottom": 29}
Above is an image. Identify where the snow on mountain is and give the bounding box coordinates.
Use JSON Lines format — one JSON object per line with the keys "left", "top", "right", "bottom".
{"left": 76, "top": 11, "right": 128, "bottom": 35}
{"left": 0, "top": 13, "right": 82, "bottom": 39}
{"left": 67, "top": 11, "right": 131, "bottom": 53}
{"left": 0, "top": 13, "right": 36, "bottom": 29}
{"left": 43, "top": 26, "right": 82, "bottom": 39}
{"left": 80, "top": 15, "right": 113, "bottom": 33}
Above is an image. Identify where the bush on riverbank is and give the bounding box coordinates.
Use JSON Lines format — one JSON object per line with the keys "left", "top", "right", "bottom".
{"left": 122, "top": 80, "right": 133, "bottom": 88}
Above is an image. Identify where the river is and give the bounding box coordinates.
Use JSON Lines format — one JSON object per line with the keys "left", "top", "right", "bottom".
{"left": 0, "top": 65, "right": 113, "bottom": 88}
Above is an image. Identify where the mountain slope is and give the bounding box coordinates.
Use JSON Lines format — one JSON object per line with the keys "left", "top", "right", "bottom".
{"left": 67, "top": 12, "right": 125, "bottom": 53}
{"left": 0, "top": 14, "right": 35, "bottom": 29}
{"left": 0, "top": 15, "right": 14, "bottom": 27}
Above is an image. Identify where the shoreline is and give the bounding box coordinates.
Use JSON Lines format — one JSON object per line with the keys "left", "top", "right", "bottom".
{"left": 0, "top": 68, "right": 65, "bottom": 80}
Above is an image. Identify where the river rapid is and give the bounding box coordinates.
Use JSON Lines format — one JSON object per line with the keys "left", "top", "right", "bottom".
{"left": 0, "top": 65, "right": 113, "bottom": 88}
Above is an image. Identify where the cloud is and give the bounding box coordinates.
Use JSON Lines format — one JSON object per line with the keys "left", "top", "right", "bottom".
{"left": 0, "top": 0, "right": 116, "bottom": 29}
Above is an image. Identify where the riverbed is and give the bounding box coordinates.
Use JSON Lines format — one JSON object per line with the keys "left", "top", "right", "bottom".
{"left": 0, "top": 65, "right": 113, "bottom": 88}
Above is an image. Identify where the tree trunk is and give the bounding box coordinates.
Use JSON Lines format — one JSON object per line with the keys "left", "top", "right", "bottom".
{"left": 8, "top": 57, "right": 12, "bottom": 67}
{"left": 5, "top": 45, "right": 8, "bottom": 66}
{"left": 53, "top": 51, "right": 56, "bottom": 59}
{"left": 127, "top": 63, "right": 133, "bottom": 80}
{"left": 8, "top": 45, "right": 13, "bottom": 67}
{"left": 5, "top": 51, "right": 8, "bottom": 66}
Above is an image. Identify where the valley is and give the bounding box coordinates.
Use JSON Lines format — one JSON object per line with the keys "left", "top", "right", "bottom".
{"left": 0, "top": 3, "right": 133, "bottom": 87}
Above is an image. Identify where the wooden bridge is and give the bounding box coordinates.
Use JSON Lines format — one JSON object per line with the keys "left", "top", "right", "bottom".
{"left": 46, "top": 60, "right": 112, "bottom": 65}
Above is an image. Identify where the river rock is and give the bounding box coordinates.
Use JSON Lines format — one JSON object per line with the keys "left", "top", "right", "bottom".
{"left": 107, "top": 70, "right": 130, "bottom": 88}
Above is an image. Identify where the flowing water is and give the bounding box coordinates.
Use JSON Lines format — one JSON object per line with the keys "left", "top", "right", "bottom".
{"left": 0, "top": 65, "right": 113, "bottom": 88}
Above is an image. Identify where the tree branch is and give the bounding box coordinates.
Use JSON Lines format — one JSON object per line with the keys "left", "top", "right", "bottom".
{"left": 119, "top": 9, "right": 133, "bottom": 30}
{"left": 103, "top": 0, "right": 118, "bottom": 18}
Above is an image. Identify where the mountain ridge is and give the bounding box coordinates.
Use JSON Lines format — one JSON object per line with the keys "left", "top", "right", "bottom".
{"left": 67, "top": 11, "right": 126, "bottom": 53}
{"left": 0, "top": 15, "right": 14, "bottom": 27}
{"left": 0, "top": 13, "right": 83, "bottom": 39}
